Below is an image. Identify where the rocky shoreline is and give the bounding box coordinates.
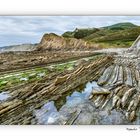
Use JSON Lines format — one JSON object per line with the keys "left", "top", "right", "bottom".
{"left": 0, "top": 35, "right": 140, "bottom": 125}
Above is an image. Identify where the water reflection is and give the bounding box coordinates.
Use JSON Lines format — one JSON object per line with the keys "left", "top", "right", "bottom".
{"left": 34, "top": 81, "right": 101, "bottom": 124}
{"left": 20, "top": 77, "right": 28, "bottom": 81}
{"left": 34, "top": 101, "right": 60, "bottom": 124}
{"left": 0, "top": 91, "right": 10, "bottom": 101}
{"left": 66, "top": 81, "right": 99, "bottom": 107}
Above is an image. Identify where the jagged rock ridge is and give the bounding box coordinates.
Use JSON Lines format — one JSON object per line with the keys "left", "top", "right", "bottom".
{"left": 36, "top": 33, "right": 99, "bottom": 51}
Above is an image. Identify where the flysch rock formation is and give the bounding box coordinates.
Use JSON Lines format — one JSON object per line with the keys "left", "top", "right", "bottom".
{"left": 0, "top": 56, "right": 113, "bottom": 124}
{"left": 36, "top": 33, "right": 99, "bottom": 51}
{"left": 0, "top": 35, "right": 140, "bottom": 125}
{"left": 0, "top": 51, "right": 95, "bottom": 73}
{"left": 0, "top": 33, "right": 100, "bottom": 73}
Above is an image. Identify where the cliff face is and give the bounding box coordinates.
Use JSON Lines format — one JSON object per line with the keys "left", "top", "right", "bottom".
{"left": 36, "top": 33, "right": 99, "bottom": 51}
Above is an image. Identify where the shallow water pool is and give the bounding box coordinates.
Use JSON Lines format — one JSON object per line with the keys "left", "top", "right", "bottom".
{"left": 0, "top": 91, "right": 10, "bottom": 101}
{"left": 34, "top": 81, "right": 102, "bottom": 124}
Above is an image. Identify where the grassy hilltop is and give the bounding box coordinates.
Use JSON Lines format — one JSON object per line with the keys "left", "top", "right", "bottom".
{"left": 62, "top": 22, "right": 140, "bottom": 48}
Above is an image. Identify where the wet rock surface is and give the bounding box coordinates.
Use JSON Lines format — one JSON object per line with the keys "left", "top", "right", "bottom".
{"left": 1, "top": 36, "right": 140, "bottom": 125}
{"left": 0, "top": 56, "right": 113, "bottom": 124}
{"left": 0, "top": 51, "right": 139, "bottom": 125}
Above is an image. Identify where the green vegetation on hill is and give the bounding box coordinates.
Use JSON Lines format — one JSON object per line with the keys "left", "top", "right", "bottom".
{"left": 74, "top": 28, "right": 99, "bottom": 39}
{"left": 62, "top": 28, "right": 99, "bottom": 39}
{"left": 62, "top": 22, "right": 140, "bottom": 48}
{"left": 103, "top": 22, "right": 137, "bottom": 30}
{"left": 62, "top": 31, "right": 75, "bottom": 38}
{"left": 85, "top": 27, "right": 140, "bottom": 42}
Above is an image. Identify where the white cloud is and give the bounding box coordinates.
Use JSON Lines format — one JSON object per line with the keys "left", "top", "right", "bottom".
{"left": 0, "top": 16, "right": 140, "bottom": 47}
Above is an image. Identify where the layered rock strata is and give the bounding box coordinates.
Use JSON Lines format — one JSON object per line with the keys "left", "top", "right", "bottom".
{"left": 0, "top": 56, "right": 112, "bottom": 124}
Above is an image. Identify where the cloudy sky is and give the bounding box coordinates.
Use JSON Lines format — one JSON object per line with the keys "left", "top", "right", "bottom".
{"left": 0, "top": 16, "right": 140, "bottom": 47}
